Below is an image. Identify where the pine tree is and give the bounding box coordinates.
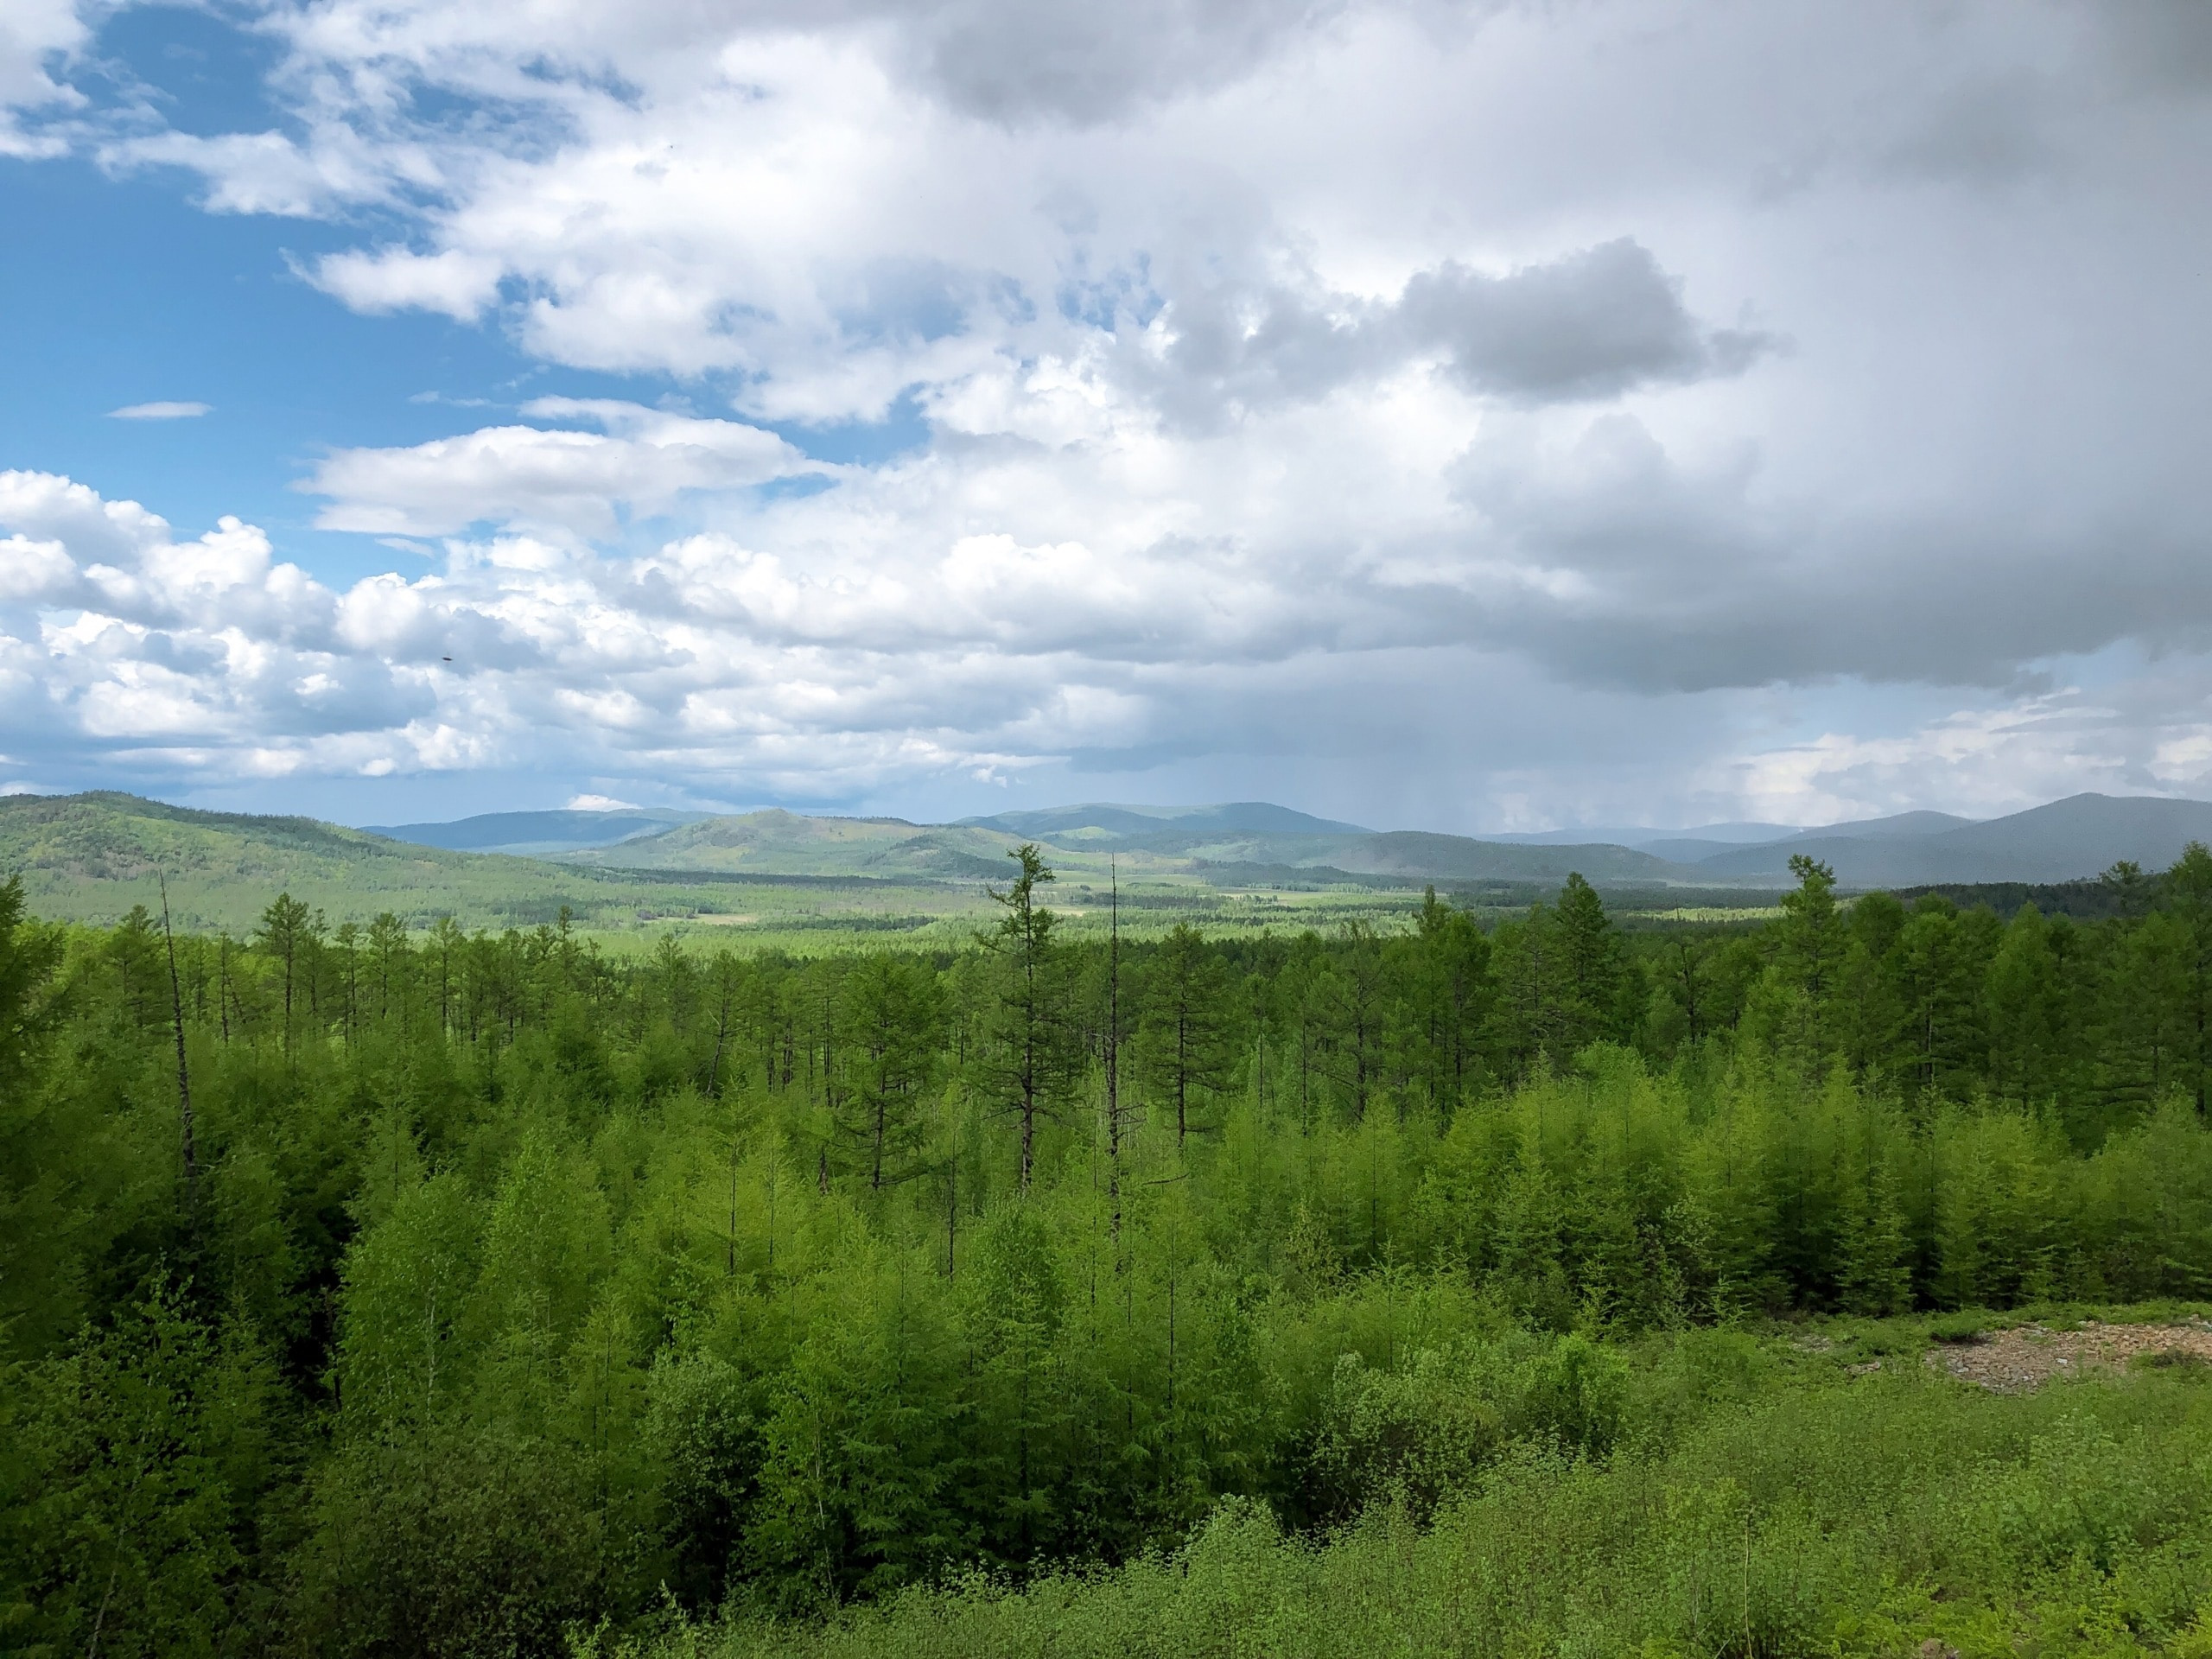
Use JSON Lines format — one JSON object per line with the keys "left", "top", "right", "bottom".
{"left": 1137, "top": 924, "right": 1237, "bottom": 1149}
{"left": 256, "top": 893, "right": 315, "bottom": 1055}
{"left": 2163, "top": 842, "right": 2212, "bottom": 1115}
{"left": 1986, "top": 902, "right": 2063, "bottom": 1106}
{"left": 1398, "top": 888, "right": 1493, "bottom": 1116}
{"left": 1773, "top": 855, "right": 1845, "bottom": 1001}
{"left": 835, "top": 953, "right": 943, "bottom": 1190}
{"left": 1884, "top": 898, "right": 1986, "bottom": 1108}
{"left": 1319, "top": 921, "right": 1388, "bottom": 1118}
{"left": 1554, "top": 874, "right": 1631, "bottom": 1055}
{"left": 1835, "top": 1123, "right": 1912, "bottom": 1315}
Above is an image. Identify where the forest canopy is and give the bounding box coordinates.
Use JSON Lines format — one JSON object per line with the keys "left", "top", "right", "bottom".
{"left": 7, "top": 847, "right": 2212, "bottom": 1655}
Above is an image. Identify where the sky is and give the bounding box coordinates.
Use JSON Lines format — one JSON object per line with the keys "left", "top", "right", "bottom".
{"left": 3, "top": 0, "right": 2211, "bottom": 834}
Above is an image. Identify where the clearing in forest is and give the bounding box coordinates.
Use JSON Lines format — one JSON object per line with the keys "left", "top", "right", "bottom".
{"left": 1925, "top": 1318, "right": 2212, "bottom": 1392}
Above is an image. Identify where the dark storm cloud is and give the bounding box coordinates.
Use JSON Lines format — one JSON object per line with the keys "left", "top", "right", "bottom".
{"left": 1451, "top": 418, "right": 2212, "bottom": 696}
{"left": 1135, "top": 238, "right": 1768, "bottom": 425}
{"left": 893, "top": 0, "right": 1348, "bottom": 124}
{"left": 1402, "top": 240, "right": 1774, "bottom": 403}
{"left": 2098, "top": 0, "right": 2212, "bottom": 93}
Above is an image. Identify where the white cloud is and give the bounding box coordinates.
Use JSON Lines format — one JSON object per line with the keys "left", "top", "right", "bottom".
{"left": 108, "top": 401, "right": 212, "bottom": 421}
{"left": 99, "top": 125, "right": 412, "bottom": 217}
{"left": 315, "top": 248, "right": 504, "bottom": 321}
{"left": 10, "top": 455, "right": 2212, "bottom": 831}
{"left": 306, "top": 403, "right": 826, "bottom": 537}
{"left": 0, "top": 535, "right": 76, "bottom": 601}
{"left": 0, "top": 0, "right": 86, "bottom": 158}
{"left": 566, "top": 791, "right": 639, "bottom": 810}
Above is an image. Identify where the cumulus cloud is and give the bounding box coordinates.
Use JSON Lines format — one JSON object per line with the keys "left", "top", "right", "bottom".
{"left": 0, "top": 474, "right": 442, "bottom": 781}
{"left": 313, "top": 247, "right": 504, "bottom": 321}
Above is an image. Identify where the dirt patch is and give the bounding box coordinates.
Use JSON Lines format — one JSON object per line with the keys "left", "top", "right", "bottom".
{"left": 1924, "top": 1319, "right": 2212, "bottom": 1393}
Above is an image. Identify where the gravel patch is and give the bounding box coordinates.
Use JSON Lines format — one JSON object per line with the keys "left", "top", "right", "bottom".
{"left": 1924, "top": 1319, "right": 2212, "bottom": 1393}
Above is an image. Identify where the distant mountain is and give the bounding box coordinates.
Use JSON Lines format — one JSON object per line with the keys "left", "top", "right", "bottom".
{"left": 1637, "top": 837, "right": 1769, "bottom": 864}
{"left": 1794, "top": 809, "right": 1978, "bottom": 842}
{"left": 1694, "top": 795, "right": 2212, "bottom": 885}
{"left": 1480, "top": 822, "right": 1802, "bottom": 849}
{"left": 365, "top": 807, "right": 704, "bottom": 855}
{"left": 962, "top": 802, "right": 1370, "bottom": 841}
{"left": 557, "top": 809, "right": 1027, "bottom": 880}
{"left": 563, "top": 801, "right": 1709, "bottom": 887}
{"left": 1329, "top": 832, "right": 1688, "bottom": 885}
{"left": 1640, "top": 810, "right": 1981, "bottom": 868}
{"left": 1480, "top": 810, "right": 1977, "bottom": 852}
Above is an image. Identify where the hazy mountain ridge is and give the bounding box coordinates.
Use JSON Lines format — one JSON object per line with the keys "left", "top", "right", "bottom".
{"left": 362, "top": 807, "right": 706, "bottom": 855}
{"left": 964, "top": 800, "right": 1362, "bottom": 836}
{"left": 1332, "top": 832, "right": 1686, "bottom": 884}
{"left": 1488, "top": 809, "right": 1979, "bottom": 859}
{"left": 1693, "top": 794, "right": 2212, "bottom": 884}
{"left": 552, "top": 809, "right": 1028, "bottom": 880}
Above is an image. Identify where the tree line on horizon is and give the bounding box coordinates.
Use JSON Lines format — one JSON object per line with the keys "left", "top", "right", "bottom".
{"left": 5, "top": 845, "right": 2212, "bottom": 1653}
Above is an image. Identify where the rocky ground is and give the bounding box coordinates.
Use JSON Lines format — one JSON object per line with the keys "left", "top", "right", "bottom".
{"left": 1922, "top": 1318, "right": 2212, "bottom": 1393}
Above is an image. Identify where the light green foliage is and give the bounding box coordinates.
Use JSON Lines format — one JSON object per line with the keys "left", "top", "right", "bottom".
{"left": 14, "top": 855, "right": 2212, "bottom": 1652}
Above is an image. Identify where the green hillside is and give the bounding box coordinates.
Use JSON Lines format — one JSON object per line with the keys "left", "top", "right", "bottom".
{"left": 0, "top": 794, "right": 963, "bottom": 937}
{"left": 1332, "top": 830, "right": 1692, "bottom": 883}
{"left": 0, "top": 793, "right": 1769, "bottom": 943}
{"left": 0, "top": 792, "right": 520, "bottom": 928}
{"left": 553, "top": 808, "right": 1027, "bottom": 879}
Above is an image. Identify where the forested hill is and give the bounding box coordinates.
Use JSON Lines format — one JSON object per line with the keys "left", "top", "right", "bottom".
{"left": 0, "top": 792, "right": 749, "bottom": 932}
{"left": 9, "top": 849, "right": 2212, "bottom": 1653}
{"left": 0, "top": 790, "right": 495, "bottom": 925}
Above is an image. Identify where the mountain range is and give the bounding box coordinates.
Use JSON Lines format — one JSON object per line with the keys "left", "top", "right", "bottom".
{"left": 365, "top": 792, "right": 2212, "bottom": 887}
{"left": 10, "top": 790, "right": 2212, "bottom": 931}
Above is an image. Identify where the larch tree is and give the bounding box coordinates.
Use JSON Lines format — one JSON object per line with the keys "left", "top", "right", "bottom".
{"left": 980, "top": 844, "right": 1069, "bottom": 1193}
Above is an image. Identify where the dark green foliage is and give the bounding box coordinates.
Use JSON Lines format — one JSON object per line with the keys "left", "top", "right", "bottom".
{"left": 1, "top": 1281, "right": 279, "bottom": 1659}
{"left": 1135, "top": 924, "right": 1239, "bottom": 1146}
{"left": 291, "top": 1424, "right": 600, "bottom": 1658}
{"left": 13, "top": 851, "right": 2212, "bottom": 1651}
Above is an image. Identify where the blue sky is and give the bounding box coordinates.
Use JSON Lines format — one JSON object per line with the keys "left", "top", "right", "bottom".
{"left": 4, "top": 0, "right": 2212, "bottom": 832}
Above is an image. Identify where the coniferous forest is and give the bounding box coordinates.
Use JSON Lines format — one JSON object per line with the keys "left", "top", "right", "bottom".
{"left": 10, "top": 849, "right": 2212, "bottom": 1656}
